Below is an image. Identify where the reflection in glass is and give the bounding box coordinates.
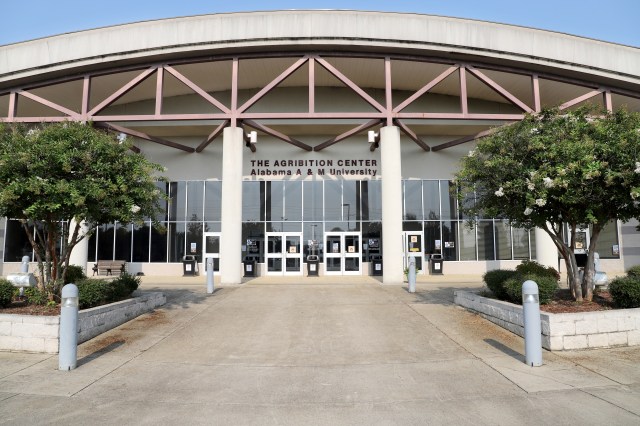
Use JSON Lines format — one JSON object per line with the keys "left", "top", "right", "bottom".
{"left": 97, "top": 224, "right": 114, "bottom": 260}
{"left": 204, "top": 181, "right": 222, "bottom": 221}
{"left": 440, "top": 181, "right": 458, "bottom": 220}
{"left": 458, "top": 223, "right": 476, "bottom": 261}
{"left": 423, "top": 181, "right": 440, "bottom": 220}
{"left": 477, "top": 220, "right": 495, "bottom": 260}
{"left": 169, "top": 182, "right": 186, "bottom": 221}
{"left": 362, "top": 180, "right": 382, "bottom": 221}
{"left": 324, "top": 180, "right": 342, "bottom": 221}
{"left": 242, "top": 181, "right": 264, "bottom": 221}
{"left": 424, "top": 221, "right": 441, "bottom": 255}
{"left": 266, "top": 181, "right": 284, "bottom": 221}
{"left": 186, "top": 181, "right": 204, "bottom": 221}
{"left": 132, "top": 223, "right": 150, "bottom": 262}
{"left": 168, "top": 223, "right": 185, "bottom": 262}
{"left": 495, "top": 220, "right": 512, "bottom": 260}
{"left": 442, "top": 221, "right": 457, "bottom": 261}
{"left": 3, "top": 220, "right": 32, "bottom": 262}
{"left": 150, "top": 225, "right": 167, "bottom": 262}
{"left": 512, "top": 227, "right": 530, "bottom": 260}
{"left": 186, "top": 222, "right": 203, "bottom": 261}
{"left": 284, "top": 181, "right": 302, "bottom": 221}
{"left": 404, "top": 180, "right": 422, "bottom": 220}
{"left": 303, "top": 181, "right": 323, "bottom": 221}
{"left": 114, "top": 223, "right": 132, "bottom": 262}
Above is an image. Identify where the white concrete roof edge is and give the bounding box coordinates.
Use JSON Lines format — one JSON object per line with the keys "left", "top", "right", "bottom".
{"left": 1, "top": 10, "right": 638, "bottom": 86}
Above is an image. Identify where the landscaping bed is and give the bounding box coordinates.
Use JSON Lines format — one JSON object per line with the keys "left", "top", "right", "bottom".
{"left": 541, "top": 289, "right": 615, "bottom": 314}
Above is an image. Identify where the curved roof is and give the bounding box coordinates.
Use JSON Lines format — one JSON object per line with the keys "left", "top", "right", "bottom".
{"left": 1, "top": 10, "right": 639, "bottom": 90}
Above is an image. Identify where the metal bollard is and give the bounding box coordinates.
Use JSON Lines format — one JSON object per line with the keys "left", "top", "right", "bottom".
{"left": 206, "top": 258, "right": 214, "bottom": 294}
{"left": 408, "top": 257, "right": 416, "bottom": 293}
{"left": 59, "top": 284, "right": 79, "bottom": 371}
{"left": 522, "top": 280, "right": 542, "bottom": 367}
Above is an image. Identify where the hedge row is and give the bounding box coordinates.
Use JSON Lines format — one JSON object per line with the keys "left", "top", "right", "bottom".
{"left": 76, "top": 273, "right": 141, "bottom": 309}
{"left": 609, "top": 267, "right": 640, "bottom": 309}
{"left": 482, "top": 261, "right": 559, "bottom": 305}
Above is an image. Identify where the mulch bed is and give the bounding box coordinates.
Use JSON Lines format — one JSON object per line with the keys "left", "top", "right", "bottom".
{"left": 0, "top": 300, "right": 60, "bottom": 316}
{"left": 540, "top": 289, "right": 615, "bottom": 313}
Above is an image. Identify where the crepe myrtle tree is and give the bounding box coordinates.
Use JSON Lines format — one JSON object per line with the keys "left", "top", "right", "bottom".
{"left": 455, "top": 107, "right": 640, "bottom": 302}
{"left": 0, "top": 121, "right": 167, "bottom": 300}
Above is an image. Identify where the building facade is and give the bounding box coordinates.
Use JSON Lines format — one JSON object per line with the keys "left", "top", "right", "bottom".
{"left": 1, "top": 11, "right": 639, "bottom": 283}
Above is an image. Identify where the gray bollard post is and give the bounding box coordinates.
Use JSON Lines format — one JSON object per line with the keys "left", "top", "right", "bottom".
{"left": 522, "top": 280, "right": 542, "bottom": 367}
{"left": 59, "top": 284, "right": 79, "bottom": 371}
{"left": 20, "top": 255, "right": 30, "bottom": 273}
{"left": 408, "top": 257, "right": 416, "bottom": 293}
{"left": 206, "top": 258, "right": 214, "bottom": 294}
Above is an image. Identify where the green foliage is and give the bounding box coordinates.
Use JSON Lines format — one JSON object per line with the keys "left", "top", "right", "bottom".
{"left": 23, "top": 287, "right": 48, "bottom": 306}
{"left": 483, "top": 269, "right": 519, "bottom": 299}
{"left": 626, "top": 265, "right": 640, "bottom": 278}
{"left": 0, "top": 121, "right": 166, "bottom": 298}
{"left": 77, "top": 274, "right": 140, "bottom": 309}
{"left": 64, "top": 265, "right": 87, "bottom": 284}
{"left": 77, "top": 279, "right": 109, "bottom": 309}
{"left": 455, "top": 107, "right": 640, "bottom": 301}
{"left": 0, "top": 279, "right": 14, "bottom": 307}
{"left": 609, "top": 276, "right": 640, "bottom": 309}
{"left": 515, "top": 260, "right": 560, "bottom": 281}
{"left": 107, "top": 273, "right": 140, "bottom": 301}
{"left": 503, "top": 275, "right": 559, "bottom": 305}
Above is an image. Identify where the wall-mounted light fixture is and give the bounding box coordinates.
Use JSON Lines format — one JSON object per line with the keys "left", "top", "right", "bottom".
{"left": 368, "top": 130, "right": 379, "bottom": 143}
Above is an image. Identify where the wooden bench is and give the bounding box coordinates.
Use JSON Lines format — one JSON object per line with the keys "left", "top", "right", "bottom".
{"left": 93, "top": 260, "right": 127, "bottom": 276}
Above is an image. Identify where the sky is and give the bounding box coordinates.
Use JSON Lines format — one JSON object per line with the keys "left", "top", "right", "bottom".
{"left": 1, "top": 0, "right": 639, "bottom": 47}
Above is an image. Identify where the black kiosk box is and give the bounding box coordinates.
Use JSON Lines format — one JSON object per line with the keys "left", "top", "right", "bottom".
{"left": 370, "top": 255, "right": 383, "bottom": 276}
{"left": 307, "top": 255, "right": 319, "bottom": 276}
{"left": 243, "top": 256, "right": 257, "bottom": 277}
{"left": 429, "top": 254, "right": 444, "bottom": 275}
{"left": 182, "top": 255, "right": 198, "bottom": 276}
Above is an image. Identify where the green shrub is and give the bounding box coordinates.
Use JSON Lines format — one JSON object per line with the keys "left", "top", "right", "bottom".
{"left": 64, "top": 265, "right": 87, "bottom": 284}
{"left": 0, "top": 279, "right": 15, "bottom": 307}
{"left": 626, "top": 265, "right": 640, "bottom": 278}
{"left": 483, "top": 269, "right": 519, "bottom": 299}
{"left": 515, "top": 260, "right": 560, "bottom": 281}
{"left": 609, "top": 276, "right": 640, "bottom": 309}
{"left": 112, "top": 273, "right": 140, "bottom": 297}
{"left": 503, "top": 274, "right": 559, "bottom": 305}
{"left": 24, "top": 287, "right": 48, "bottom": 305}
{"left": 77, "top": 279, "right": 109, "bottom": 309}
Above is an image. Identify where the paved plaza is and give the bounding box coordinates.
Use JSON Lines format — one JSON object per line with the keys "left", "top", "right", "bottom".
{"left": 1, "top": 276, "right": 639, "bottom": 425}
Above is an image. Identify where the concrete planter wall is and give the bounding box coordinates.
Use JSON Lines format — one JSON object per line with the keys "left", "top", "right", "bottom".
{"left": 0, "top": 292, "right": 165, "bottom": 354}
{"left": 454, "top": 290, "right": 640, "bottom": 351}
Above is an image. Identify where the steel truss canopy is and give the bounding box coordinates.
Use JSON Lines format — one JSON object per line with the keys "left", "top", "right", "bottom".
{"left": 1, "top": 11, "right": 639, "bottom": 153}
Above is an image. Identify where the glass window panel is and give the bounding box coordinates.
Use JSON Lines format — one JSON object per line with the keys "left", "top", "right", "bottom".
{"left": 325, "top": 222, "right": 360, "bottom": 232}
{"left": 458, "top": 223, "right": 477, "bottom": 261}
{"left": 495, "top": 220, "right": 512, "bottom": 260}
{"left": 529, "top": 229, "right": 536, "bottom": 260}
{"left": 284, "top": 181, "right": 302, "bottom": 221}
{"left": 169, "top": 182, "right": 187, "bottom": 221}
{"left": 303, "top": 181, "right": 323, "bottom": 221}
{"left": 266, "top": 181, "right": 284, "bottom": 221}
{"left": 362, "top": 221, "right": 382, "bottom": 261}
{"left": 595, "top": 220, "right": 620, "bottom": 259}
{"left": 459, "top": 191, "right": 475, "bottom": 220}
{"left": 442, "top": 221, "right": 458, "bottom": 261}
{"left": 97, "top": 223, "right": 114, "bottom": 260}
{"left": 186, "top": 222, "right": 203, "bottom": 262}
{"left": 324, "top": 181, "right": 342, "bottom": 221}
{"left": 186, "top": 181, "right": 204, "bottom": 221}
{"left": 150, "top": 225, "right": 167, "bottom": 262}
{"left": 132, "top": 223, "right": 150, "bottom": 262}
{"left": 477, "top": 220, "right": 495, "bottom": 261}
{"left": 403, "top": 180, "right": 423, "bottom": 220}
{"left": 343, "top": 180, "right": 360, "bottom": 222}
{"left": 440, "top": 181, "right": 458, "bottom": 220}
{"left": 362, "top": 180, "right": 382, "bottom": 221}
{"left": 152, "top": 182, "right": 169, "bottom": 222}
{"left": 242, "top": 222, "right": 265, "bottom": 263}
{"left": 512, "top": 227, "right": 530, "bottom": 260}
{"left": 403, "top": 221, "right": 422, "bottom": 231}
{"left": 242, "top": 181, "right": 265, "bottom": 222}
{"left": 424, "top": 221, "right": 441, "bottom": 256}
{"left": 204, "top": 181, "right": 222, "bottom": 221}
{"left": 168, "top": 223, "right": 185, "bottom": 262}
{"left": 423, "top": 180, "right": 440, "bottom": 220}
{"left": 3, "top": 220, "right": 32, "bottom": 262}
{"left": 114, "top": 223, "right": 132, "bottom": 262}
{"left": 204, "top": 222, "right": 221, "bottom": 232}
{"left": 87, "top": 227, "right": 96, "bottom": 262}
{"left": 266, "top": 222, "right": 283, "bottom": 233}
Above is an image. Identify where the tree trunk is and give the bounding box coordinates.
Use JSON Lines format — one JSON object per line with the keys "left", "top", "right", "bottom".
{"left": 583, "top": 226, "right": 602, "bottom": 302}
{"left": 543, "top": 223, "right": 583, "bottom": 302}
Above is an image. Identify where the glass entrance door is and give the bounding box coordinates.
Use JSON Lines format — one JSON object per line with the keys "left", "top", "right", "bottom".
{"left": 325, "top": 232, "right": 362, "bottom": 275}
{"left": 266, "top": 232, "right": 303, "bottom": 275}
{"left": 403, "top": 231, "right": 424, "bottom": 273}
{"left": 203, "top": 232, "right": 221, "bottom": 272}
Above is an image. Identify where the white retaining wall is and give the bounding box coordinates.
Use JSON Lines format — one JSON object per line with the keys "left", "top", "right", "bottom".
{"left": 0, "top": 292, "right": 165, "bottom": 354}
{"left": 454, "top": 290, "right": 640, "bottom": 351}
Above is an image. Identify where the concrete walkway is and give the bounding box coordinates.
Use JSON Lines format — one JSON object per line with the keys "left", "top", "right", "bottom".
{"left": 1, "top": 276, "right": 639, "bottom": 425}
